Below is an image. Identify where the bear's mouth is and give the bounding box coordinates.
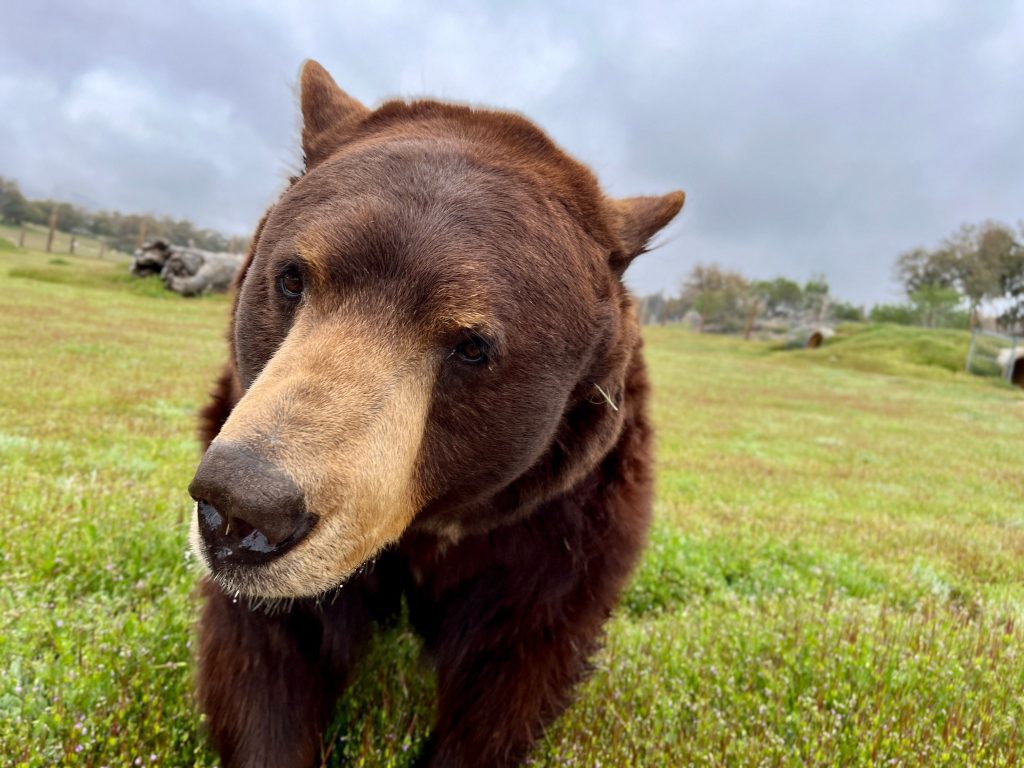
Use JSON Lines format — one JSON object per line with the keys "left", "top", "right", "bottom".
{"left": 188, "top": 501, "right": 392, "bottom": 600}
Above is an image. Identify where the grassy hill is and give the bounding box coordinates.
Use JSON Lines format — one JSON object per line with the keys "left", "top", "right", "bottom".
{"left": 784, "top": 323, "right": 973, "bottom": 379}
{"left": 1, "top": 246, "right": 1022, "bottom": 766}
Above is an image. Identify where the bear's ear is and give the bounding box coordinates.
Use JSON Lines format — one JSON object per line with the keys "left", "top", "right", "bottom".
{"left": 299, "top": 59, "right": 369, "bottom": 169}
{"left": 608, "top": 191, "right": 686, "bottom": 272}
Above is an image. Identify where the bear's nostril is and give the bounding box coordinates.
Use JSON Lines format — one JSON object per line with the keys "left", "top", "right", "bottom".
{"left": 197, "top": 499, "right": 227, "bottom": 538}
{"left": 237, "top": 527, "right": 275, "bottom": 554}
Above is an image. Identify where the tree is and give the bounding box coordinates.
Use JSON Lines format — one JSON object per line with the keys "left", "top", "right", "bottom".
{"left": 831, "top": 301, "right": 865, "bottom": 322}
{"left": 895, "top": 222, "right": 1016, "bottom": 326}
{"left": 996, "top": 224, "right": 1024, "bottom": 333}
{"left": 909, "top": 285, "right": 963, "bottom": 328}
{"left": 55, "top": 201, "right": 86, "bottom": 233}
{"left": 947, "top": 222, "right": 1011, "bottom": 320}
{"left": 22, "top": 200, "right": 50, "bottom": 226}
{"left": 895, "top": 246, "right": 957, "bottom": 294}
{"left": 802, "top": 274, "right": 830, "bottom": 322}
{"left": 869, "top": 303, "right": 916, "bottom": 325}
{"left": 680, "top": 264, "right": 751, "bottom": 333}
{"left": 0, "top": 177, "right": 28, "bottom": 224}
{"left": 750, "top": 277, "right": 803, "bottom": 318}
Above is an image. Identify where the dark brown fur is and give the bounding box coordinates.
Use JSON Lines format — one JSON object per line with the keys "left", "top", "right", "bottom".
{"left": 194, "top": 61, "right": 682, "bottom": 767}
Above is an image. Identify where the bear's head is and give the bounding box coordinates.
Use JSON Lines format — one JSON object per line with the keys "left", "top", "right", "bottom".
{"left": 188, "top": 61, "right": 684, "bottom": 598}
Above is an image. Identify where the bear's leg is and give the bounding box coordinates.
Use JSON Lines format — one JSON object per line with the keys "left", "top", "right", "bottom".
{"left": 414, "top": 579, "right": 609, "bottom": 768}
{"left": 196, "top": 577, "right": 377, "bottom": 768}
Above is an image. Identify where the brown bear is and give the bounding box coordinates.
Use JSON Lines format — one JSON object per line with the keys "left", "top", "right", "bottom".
{"left": 188, "top": 60, "right": 684, "bottom": 768}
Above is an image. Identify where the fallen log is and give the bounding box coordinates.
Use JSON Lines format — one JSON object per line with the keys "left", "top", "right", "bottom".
{"left": 130, "top": 240, "right": 172, "bottom": 277}
{"left": 162, "top": 249, "right": 242, "bottom": 296}
{"left": 131, "top": 240, "right": 244, "bottom": 296}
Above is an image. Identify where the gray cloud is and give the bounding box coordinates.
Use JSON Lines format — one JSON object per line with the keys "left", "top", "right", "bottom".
{"left": 1, "top": 0, "right": 1021, "bottom": 304}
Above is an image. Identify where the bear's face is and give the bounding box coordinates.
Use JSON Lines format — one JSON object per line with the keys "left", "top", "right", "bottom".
{"left": 188, "top": 61, "right": 683, "bottom": 599}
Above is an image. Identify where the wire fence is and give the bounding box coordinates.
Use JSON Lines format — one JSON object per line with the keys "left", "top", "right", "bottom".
{"left": 6, "top": 223, "right": 128, "bottom": 260}
{"left": 965, "top": 329, "right": 1023, "bottom": 386}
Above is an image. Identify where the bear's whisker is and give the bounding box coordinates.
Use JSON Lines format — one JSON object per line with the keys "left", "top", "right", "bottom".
{"left": 593, "top": 383, "right": 619, "bottom": 412}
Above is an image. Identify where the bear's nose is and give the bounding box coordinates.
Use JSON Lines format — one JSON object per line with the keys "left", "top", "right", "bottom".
{"left": 188, "top": 442, "right": 315, "bottom": 568}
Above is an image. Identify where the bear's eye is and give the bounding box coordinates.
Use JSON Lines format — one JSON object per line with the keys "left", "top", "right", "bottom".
{"left": 453, "top": 333, "right": 489, "bottom": 365}
{"left": 279, "top": 268, "right": 303, "bottom": 300}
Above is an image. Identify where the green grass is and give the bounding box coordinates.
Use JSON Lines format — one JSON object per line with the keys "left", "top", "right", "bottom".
{"left": 0, "top": 233, "right": 208, "bottom": 301}
{"left": 1, "top": 245, "right": 1023, "bottom": 766}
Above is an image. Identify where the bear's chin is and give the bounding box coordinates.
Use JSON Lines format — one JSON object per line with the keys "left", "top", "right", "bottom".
{"left": 200, "top": 557, "right": 358, "bottom": 603}
{"left": 209, "top": 568, "right": 351, "bottom": 605}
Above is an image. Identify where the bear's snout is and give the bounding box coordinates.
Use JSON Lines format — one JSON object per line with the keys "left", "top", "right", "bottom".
{"left": 188, "top": 441, "right": 315, "bottom": 569}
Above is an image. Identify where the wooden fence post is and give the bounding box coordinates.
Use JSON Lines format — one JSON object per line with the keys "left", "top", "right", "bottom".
{"left": 18, "top": 227, "right": 26, "bottom": 248}
{"left": 744, "top": 299, "right": 760, "bottom": 340}
{"left": 69, "top": 236, "right": 77, "bottom": 255}
{"left": 965, "top": 329, "right": 977, "bottom": 373}
{"left": 1006, "top": 336, "right": 1019, "bottom": 384}
{"left": 45, "top": 207, "right": 58, "bottom": 253}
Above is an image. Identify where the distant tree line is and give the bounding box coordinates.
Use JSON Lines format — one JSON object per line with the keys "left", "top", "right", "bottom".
{"left": 639, "top": 265, "right": 862, "bottom": 333}
{"left": 877, "top": 221, "right": 1024, "bottom": 332}
{"left": 0, "top": 176, "right": 247, "bottom": 254}
{"left": 640, "top": 220, "right": 1024, "bottom": 335}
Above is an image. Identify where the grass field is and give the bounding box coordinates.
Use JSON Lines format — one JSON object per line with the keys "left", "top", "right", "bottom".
{"left": 1, "top": 238, "right": 1023, "bottom": 767}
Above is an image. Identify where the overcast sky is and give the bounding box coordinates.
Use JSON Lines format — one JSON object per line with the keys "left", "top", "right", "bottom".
{"left": 2, "top": 1, "right": 1022, "bottom": 304}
